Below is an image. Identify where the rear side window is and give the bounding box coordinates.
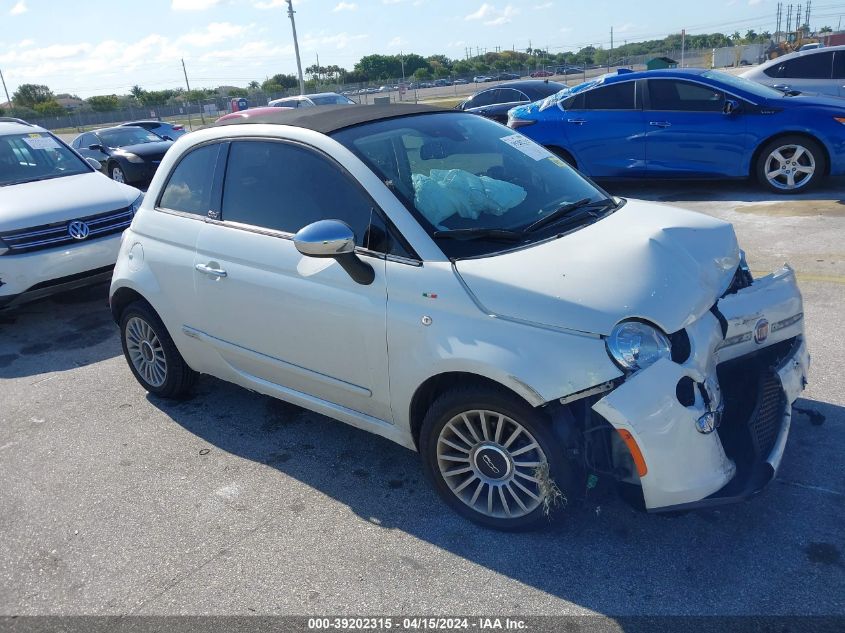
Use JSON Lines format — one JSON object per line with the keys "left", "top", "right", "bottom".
{"left": 583, "top": 82, "right": 636, "bottom": 110}
{"left": 765, "top": 52, "right": 834, "bottom": 79}
{"left": 158, "top": 144, "right": 220, "bottom": 215}
{"left": 833, "top": 51, "right": 845, "bottom": 79}
{"left": 221, "top": 141, "right": 377, "bottom": 248}
{"left": 648, "top": 80, "right": 723, "bottom": 112}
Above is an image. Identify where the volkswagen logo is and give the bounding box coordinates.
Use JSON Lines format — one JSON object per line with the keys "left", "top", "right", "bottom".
{"left": 753, "top": 318, "right": 769, "bottom": 344}
{"left": 68, "top": 220, "right": 90, "bottom": 240}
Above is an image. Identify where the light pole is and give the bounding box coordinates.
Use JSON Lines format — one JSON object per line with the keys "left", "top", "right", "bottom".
{"left": 0, "top": 67, "right": 12, "bottom": 112}
{"left": 286, "top": 0, "right": 306, "bottom": 96}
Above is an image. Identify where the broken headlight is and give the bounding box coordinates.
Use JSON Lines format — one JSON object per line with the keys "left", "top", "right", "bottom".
{"left": 606, "top": 320, "right": 671, "bottom": 373}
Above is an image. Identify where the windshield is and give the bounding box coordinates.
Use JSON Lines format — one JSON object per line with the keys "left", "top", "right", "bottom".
{"left": 701, "top": 70, "right": 785, "bottom": 99}
{"left": 310, "top": 94, "right": 355, "bottom": 105}
{"left": 333, "top": 112, "right": 611, "bottom": 257}
{"left": 97, "top": 127, "right": 163, "bottom": 148}
{"left": 0, "top": 132, "right": 90, "bottom": 187}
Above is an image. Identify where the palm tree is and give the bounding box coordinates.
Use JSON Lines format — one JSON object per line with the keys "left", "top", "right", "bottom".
{"left": 248, "top": 80, "right": 260, "bottom": 91}
{"left": 130, "top": 85, "right": 144, "bottom": 100}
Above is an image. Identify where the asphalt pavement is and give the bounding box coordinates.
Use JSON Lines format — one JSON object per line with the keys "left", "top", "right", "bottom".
{"left": 1, "top": 179, "right": 843, "bottom": 618}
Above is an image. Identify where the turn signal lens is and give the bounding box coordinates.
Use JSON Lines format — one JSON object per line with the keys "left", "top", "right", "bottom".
{"left": 617, "top": 429, "right": 648, "bottom": 477}
{"left": 835, "top": 117, "right": 845, "bottom": 126}
{"left": 0, "top": 237, "right": 8, "bottom": 256}
{"left": 508, "top": 118, "right": 536, "bottom": 129}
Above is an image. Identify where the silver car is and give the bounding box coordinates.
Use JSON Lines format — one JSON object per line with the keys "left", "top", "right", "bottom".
{"left": 741, "top": 45, "right": 845, "bottom": 98}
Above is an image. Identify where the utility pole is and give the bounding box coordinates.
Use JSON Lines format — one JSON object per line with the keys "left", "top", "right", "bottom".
{"left": 286, "top": 0, "right": 305, "bottom": 95}
{"left": 399, "top": 50, "right": 405, "bottom": 102}
{"left": 681, "top": 28, "right": 685, "bottom": 67}
{"left": 0, "top": 67, "right": 12, "bottom": 111}
{"left": 181, "top": 58, "right": 203, "bottom": 127}
{"left": 610, "top": 27, "right": 613, "bottom": 70}
{"left": 315, "top": 51, "right": 320, "bottom": 86}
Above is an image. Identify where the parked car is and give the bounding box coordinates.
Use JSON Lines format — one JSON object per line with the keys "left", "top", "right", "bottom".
{"left": 268, "top": 92, "right": 356, "bottom": 108}
{"left": 457, "top": 80, "right": 565, "bottom": 124}
{"left": 508, "top": 67, "right": 845, "bottom": 193}
{"left": 495, "top": 72, "right": 520, "bottom": 81}
{"left": 110, "top": 104, "right": 808, "bottom": 530}
{"left": 453, "top": 78, "right": 469, "bottom": 85}
{"left": 556, "top": 65, "right": 583, "bottom": 75}
{"left": 71, "top": 126, "right": 174, "bottom": 185}
{"left": 120, "top": 120, "right": 187, "bottom": 140}
{"left": 530, "top": 70, "right": 554, "bottom": 78}
{"left": 473, "top": 75, "right": 494, "bottom": 83}
{"left": 740, "top": 45, "right": 845, "bottom": 98}
{"left": 0, "top": 118, "right": 142, "bottom": 309}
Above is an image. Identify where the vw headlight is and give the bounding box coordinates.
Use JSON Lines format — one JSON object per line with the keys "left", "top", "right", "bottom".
{"left": 130, "top": 192, "right": 144, "bottom": 215}
{"left": 606, "top": 320, "right": 671, "bottom": 372}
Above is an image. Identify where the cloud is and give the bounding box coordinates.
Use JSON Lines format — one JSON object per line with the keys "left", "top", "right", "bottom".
{"left": 332, "top": 1, "right": 357, "bottom": 11}
{"left": 10, "top": 1, "right": 27, "bottom": 15}
{"left": 387, "top": 36, "right": 403, "bottom": 48}
{"left": 171, "top": 0, "right": 220, "bottom": 10}
{"left": 533, "top": 2, "right": 552, "bottom": 8}
{"left": 178, "top": 22, "right": 249, "bottom": 47}
{"left": 615, "top": 23, "right": 636, "bottom": 33}
{"left": 748, "top": 0, "right": 762, "bottom": 4}
{"left": 253, "top": 0, "right": 286, "bottom": 7}
{"left": 465, "top": 3, "right": 518, "bottom": 26}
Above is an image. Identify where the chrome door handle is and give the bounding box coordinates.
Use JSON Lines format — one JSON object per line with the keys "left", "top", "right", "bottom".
{"left": 195, "top": 263, "right": 227, "bottom": 277}
{"left": 649, "top": 121, "right": 671, "bottom": 128}
{"left": 567, "top": 118, "right": 587, "bottom": 125}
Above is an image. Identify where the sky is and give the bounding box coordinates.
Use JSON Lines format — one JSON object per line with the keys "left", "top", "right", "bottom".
{"left": 1, "top": 0, "right": 843, "bottom": 98}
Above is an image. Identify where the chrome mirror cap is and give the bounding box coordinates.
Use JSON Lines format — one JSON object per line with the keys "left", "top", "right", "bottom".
{"left": 294, "top": 220, "right": 356, "bottom": 258}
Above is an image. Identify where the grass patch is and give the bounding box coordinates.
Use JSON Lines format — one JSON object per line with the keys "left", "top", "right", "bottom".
{"left": 533, "top": 461, "right": 566, "bottom": 516}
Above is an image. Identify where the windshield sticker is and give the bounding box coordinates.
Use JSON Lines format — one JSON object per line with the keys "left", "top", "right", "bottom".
{"left": 22, "top": 135, "right": 61, "bottom": 150}
{"left": 500, "top": 134, "right": 552, "bottom": 161}
{"left": 548, "top": 156, "right": 568, "bottom": 168}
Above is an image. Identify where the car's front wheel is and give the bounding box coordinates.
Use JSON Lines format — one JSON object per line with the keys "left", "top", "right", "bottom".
{"left": 120, "top": 300, "right": 196, "bottom": 398}
{"left": 419, "top": 386, "right": 575, "bottom": 531}
{"left": 110, "top": 164, "right": 128, "bottom": 184}
{"left": 756, "top": 135, "right": 826, "bottom": 193}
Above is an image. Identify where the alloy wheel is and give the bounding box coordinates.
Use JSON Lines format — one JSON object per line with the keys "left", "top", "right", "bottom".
{"left": 111, "top": 167, "right": 126, "bottom": 183}
{"left": 763, "top": 144, "right": 815, "bottom": 190}
{"left": 124, "top": 316, "right": 167, "bottom": 387}
{"left": 436, "top": 409, "right": 548, "bottom": 519}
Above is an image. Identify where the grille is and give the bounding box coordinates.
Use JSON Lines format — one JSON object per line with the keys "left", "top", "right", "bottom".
{"left": 0, "top": 206, "right": 133, "bottom": 254}
{"left": 749, "top": 372, "right": 785, "bottom": 459}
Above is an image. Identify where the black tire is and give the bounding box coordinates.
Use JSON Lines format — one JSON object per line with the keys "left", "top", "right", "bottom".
{"left": 755, "top": 135, "right": 826, "bottom": 194}
{"left": 119, "top": 300, "right": 196, "bottom": 398}
{"left": 419, "top": 385, "right": 576, "bottom": 531}
{"left": 109, "top": 162, "right": 131, "bottom": 185}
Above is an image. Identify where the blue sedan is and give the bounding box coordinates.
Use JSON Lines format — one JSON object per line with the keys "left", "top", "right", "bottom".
{"left": 507, "top": 68, "right": 845, "bottom": 193}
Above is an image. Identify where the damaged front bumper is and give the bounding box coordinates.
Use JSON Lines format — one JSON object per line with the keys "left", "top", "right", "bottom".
{"left": 592, "top": 265, "right": 809, "bottom": 512}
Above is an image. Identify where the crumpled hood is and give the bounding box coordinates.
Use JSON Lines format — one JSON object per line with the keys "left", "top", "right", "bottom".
{"left": 454, "top": 199, "right": 740, "bottom": 336}
{"left": 0, "top": 172, "right": 139, "bottom": 232}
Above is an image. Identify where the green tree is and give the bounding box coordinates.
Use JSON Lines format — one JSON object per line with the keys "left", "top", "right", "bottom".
{"left": 248, "top": 80, "right": 260, "bottom": 91}
{"left": 262, "top": 73, "right": 298, "bottom": 91}
{"left": 227, "top": 87, "right": 248, "bottom": 97}
{"left": 820, "top": 26, "right": 833, "bottom": 33}
{"left": 12, "top": 83, "right": 54, "bottom": 109}
{"left": 32, "top": 100, "right": 65, "bottom": 116}
{"left": 413, "top": 67, "right": 431, "bottom": 81}
{"left": 87, "top": 94, "right": 120, "bottom": 112}
{"left": 130, "top": 85, "right": 145, "bottom": 100}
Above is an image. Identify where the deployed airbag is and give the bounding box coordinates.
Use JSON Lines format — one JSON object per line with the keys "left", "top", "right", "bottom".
{"left": 412, "top": 169, "right": 527, "bottom": 227}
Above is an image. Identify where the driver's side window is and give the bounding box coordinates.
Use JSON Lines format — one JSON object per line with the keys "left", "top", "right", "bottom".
{"left": 648, "top": 80, "right": 724, "bottom": 112}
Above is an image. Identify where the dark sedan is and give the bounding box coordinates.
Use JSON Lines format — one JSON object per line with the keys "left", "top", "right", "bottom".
{"left": 71, "top": 127, "right": 173, "bottom": 185}
{"left": 456, "top": 80, "right": 565, "bottom": 124}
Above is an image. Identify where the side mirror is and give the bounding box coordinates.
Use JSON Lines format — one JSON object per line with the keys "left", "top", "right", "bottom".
{"left": 723, "top": 99, "right": 739, "bottom": 115}
{"left": 293, "top": 220, "right": 374, "bottom": 285}
{"left": 88, "top": 144, "right": 103, "bottom": 151}
{"left": 162, "top": 135, "right": 173, "bottom": 141}
{"left": 85, "top": 157, "right": 102, "bottom": 171}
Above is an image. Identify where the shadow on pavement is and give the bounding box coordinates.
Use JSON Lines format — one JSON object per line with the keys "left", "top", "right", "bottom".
{"left": 0, "top": 283, "right": 119, "bottom": 379}
{"left": 149, "top": 375, "right": 845, "bottom": 616}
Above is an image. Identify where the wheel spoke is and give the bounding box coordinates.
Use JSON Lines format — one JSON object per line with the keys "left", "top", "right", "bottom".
{"left": 766, "top": 169, "right": 782, "bottom": 180}
{"left": 494, "top": 415, "right": 504, "bottom": 443}
{"left": 786, "top": 172, "right": 795, "bottom": 187}
{"left": 447, "top": 423, "right": 474, "bottom": 449}
{"left": 439, "top": 454, "right": 470, "bottom": 463}
{"left": 513, "top": 460, "right": 542, "bottom": 468}
{"left": 771, "top": 150, "right": 786, "bottom": 164}
{"left": 444, "top": 465, "right": 473, "bottom": 477}
{"left": 498, "top": 486, "right": 511, "bottom": 516}
{"left": 511, "top": 477, "right": 541, "bottom": 501}
{"left": 469, "top": 480, "right": 485, "bottom": 506}
{"left": 506, "top": 483, "right": 529, "bottom": 512}
{"left": 480, "top": 411, "right": 490, "bottom": 441}
{"left": 439, "top": 437, "right": 470, "bottom": 454}
{"left": 487, "top": 484, "right": 494, "bottom": 514}
{"left": 795, "top": 165, "right": 813, "bottom": 174}
{"left": 791, "top": 147, "right": 805, "bottom": 162}
{"left": 503, "top": 426, "right": 522, "bottom": 449}
{"left": 461, "top": 413, "right": 481, "bottom": 443}
{"left": 510, "top": 442, "right": 539, "bottom": 457}
{"left": 515, "top": 470, "right": 540, "bottom": 484}
{"left": 454, "top": 474, "right": 477, "bottom": 493}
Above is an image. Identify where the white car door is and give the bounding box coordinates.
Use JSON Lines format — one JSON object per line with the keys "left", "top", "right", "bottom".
{"left": 189, "top": 139, "right": 395, "bottom": 422}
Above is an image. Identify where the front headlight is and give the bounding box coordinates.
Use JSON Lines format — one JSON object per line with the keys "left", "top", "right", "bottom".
{"left": 130, "top": 192, "right": 144, "bottom": 215}
{"left": 606, "top": 320, "right": 671, "bottom": 372}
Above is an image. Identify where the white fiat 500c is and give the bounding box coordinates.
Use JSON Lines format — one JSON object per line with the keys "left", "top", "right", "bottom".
{"left": 0, "top": 119, "right": 143, "bottom": 309}
{"left": 110, "top": 105, "right": 809, "bottom": 530}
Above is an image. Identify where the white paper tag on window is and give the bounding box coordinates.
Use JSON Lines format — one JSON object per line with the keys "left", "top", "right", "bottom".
{"left": 22, "top": 135, "right": 61, "bottom": 150}
{"left": 500, "top": 134, "right": 552, "bottom": 161}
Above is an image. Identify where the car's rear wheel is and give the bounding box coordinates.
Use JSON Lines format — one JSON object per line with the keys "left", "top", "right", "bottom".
{"left": 110, "top": 164, "right": 127, "bottom": 184}
{"left": 419, "top": 386, "right": 575, "bottom": 531}
{"left": 756, "top": 135, "right": 826, "bottom": 193}
{"left": 120, "top": 301, "right": 196, "bottom": 398}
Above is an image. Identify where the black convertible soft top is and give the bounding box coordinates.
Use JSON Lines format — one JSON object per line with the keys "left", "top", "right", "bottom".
{"left": 214, "top": 103, "right": 449, "bottom": 134}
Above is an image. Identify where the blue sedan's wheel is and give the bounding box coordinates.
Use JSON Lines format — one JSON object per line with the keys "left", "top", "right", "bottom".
{"left": 110, "top": 164, "right": 127, "bottom": 184}
{"left": 757, "top": 136, "right": 825, "bottom": 194}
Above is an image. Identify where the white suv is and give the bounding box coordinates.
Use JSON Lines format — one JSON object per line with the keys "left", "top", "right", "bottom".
{"left": 0, "top": 119, "right": 143, "bottom": 309}
{"left": 110, "top": 105, "right": 809, "bottom": 530}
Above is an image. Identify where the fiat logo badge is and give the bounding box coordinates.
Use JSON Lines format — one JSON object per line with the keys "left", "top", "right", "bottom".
{"left": 68, "top": 220, "right": 90, "bottom": 240}
{"left": 753, "top": 318, "right": 769, "bottom": 344}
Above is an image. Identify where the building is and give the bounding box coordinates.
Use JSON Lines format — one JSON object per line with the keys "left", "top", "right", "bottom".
{"left": 646, "top": 56, "right": 678, "bottom": 70}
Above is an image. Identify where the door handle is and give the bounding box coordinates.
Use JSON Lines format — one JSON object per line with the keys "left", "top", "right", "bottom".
{"left": 649, "top": 121, "right": 672, "bottom": 128}
{"left": 195, "top": 263, "right": 227, "bottom": 278}
{"left": 567, "top": 119, "right": 587, "bottom": 125}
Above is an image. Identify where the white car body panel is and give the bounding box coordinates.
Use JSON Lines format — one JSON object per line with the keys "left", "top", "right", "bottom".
{"left": 741, "top": 46, "right": 845, "bottom": 98}
{"left": 111, "top": 116, "right": 809, "bottom": 513}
